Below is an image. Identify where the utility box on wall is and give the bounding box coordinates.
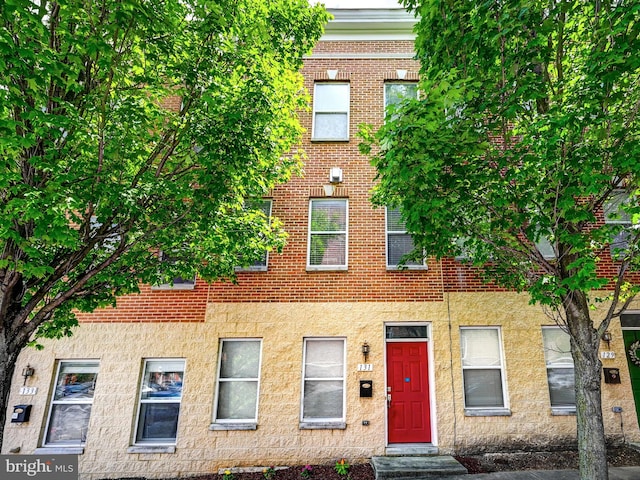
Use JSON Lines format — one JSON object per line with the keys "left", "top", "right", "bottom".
{"left": 359, "top": 380, "right": 373, "bottom": 397}
{"left": 11, "top": 404, "right": 32, "bottom": 423}
{"left": 604, "top": 368, "right": 621, "bottom": 384}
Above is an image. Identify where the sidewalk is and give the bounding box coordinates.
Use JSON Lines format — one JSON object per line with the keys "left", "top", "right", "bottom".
{"left": 431, "top": 466, "right": 640, "bottom": 479}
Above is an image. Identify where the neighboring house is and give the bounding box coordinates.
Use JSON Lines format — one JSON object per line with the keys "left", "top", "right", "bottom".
{"left": 3, "top": 6, "right": 640, "bottom": 480}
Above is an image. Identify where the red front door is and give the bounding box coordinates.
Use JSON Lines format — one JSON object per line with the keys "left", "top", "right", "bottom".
{"left": 386, "top": 342, "right": 431, "bottom": 443}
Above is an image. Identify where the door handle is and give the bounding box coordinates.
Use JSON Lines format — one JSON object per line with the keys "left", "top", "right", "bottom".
{"left": 387, "top": 393, "right": 392, "bottom": 408}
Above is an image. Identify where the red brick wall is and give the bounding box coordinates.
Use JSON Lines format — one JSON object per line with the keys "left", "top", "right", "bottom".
{"left": 78, "top": 38, "right": 637, "bottom": 321}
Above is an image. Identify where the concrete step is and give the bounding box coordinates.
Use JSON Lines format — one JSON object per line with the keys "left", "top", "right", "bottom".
{"left": 371, "top": 455, "right": 468, "bottom": 479}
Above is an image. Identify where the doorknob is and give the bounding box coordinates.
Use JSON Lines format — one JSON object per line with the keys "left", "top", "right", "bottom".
{"left": 387, "top": 393, "right": 392, "bottom": 408}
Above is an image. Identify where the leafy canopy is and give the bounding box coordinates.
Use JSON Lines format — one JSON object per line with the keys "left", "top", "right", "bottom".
{"left": 364, "top": 0, "right": 640, "bottom": 308}
{"left": 0, "top": 0, "right": 329, "bottom": 342}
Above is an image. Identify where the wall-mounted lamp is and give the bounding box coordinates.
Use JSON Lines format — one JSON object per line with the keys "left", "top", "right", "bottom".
{"left": 362, "top": 342, "right": 370, "bottom": 362}
{"left": 602, "top": 331, "right": 612, "bottom": 349}
{"left": 22, "top": 365, "right": 34, "bottom": 385}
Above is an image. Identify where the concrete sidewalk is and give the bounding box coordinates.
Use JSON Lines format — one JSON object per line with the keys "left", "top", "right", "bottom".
{"left": 429, "top": 466, "right": 640, "bottom": 479}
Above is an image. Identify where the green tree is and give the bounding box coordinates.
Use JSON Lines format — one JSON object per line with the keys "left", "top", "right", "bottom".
{"left": 0, "top": 0, "right": 329, "bottom": 447}
{"left": 363, "top": 1, "right": 640, "bottom": 478}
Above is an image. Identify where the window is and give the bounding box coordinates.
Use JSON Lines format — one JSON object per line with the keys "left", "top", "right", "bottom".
{"left": 542, "top": 327, "right": 575, "bottom": 413}
{"left": 301, "top": 338, "right": 346, "bottom": 426}
{"left": 312, "top": 83, "right": 350, "bottom": 141}
{"left": 236, "top": 200, "right": 272, "bottom": 272}
{"left": 535, "top": 235, "right": 556, "bottom": 260}
{"left": 308, "top": 199, "right": 348, "bottom": 270}
{"left": 460, "top": 327, "right": 509, "bottom": 414}
{"left": 134, "top": 359, "right": 185, "bottom": 444}
{"left": 386, "top": 207, "right": 426, "bottom": 269}
{"left": 43, "top": 361, "right": 99, "bottom": 446}
{"left": 154, "top": 251, "right": 196, "bottom": 289}
{"left": 604, "top": 190, "right": 634, "bottom": 258}
{"left": 384, "top": 82, "right": 418, "bottom": 120}
{"left": 213, "top": 339, "right": 262, "bottom": 426}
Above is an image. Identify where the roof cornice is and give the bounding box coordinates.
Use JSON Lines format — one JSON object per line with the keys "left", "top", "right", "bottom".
{"left": 322, "top": 8, "right": 417, "bottom": 41}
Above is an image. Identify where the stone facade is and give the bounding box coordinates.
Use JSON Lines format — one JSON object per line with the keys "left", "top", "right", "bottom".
{"left": 3, "top": 6, "right": 640, "bottom": 480}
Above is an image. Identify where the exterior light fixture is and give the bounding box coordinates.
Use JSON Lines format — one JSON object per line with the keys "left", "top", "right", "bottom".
{"left": 22, "top": 365, "right": 34, "bottom": 385}
{"left": 602, "top": 331, "right": 612, "bottom": 349}
{"left": 362, "top": 342, "right": 370, "bottom": 362}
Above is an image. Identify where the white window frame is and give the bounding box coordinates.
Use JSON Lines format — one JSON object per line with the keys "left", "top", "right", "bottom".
{"left": 307, "top": 199, "right": 348, "bottom": 271}
{"left": 604, "top": 189, "right": 635, "bottom": 258}
{"left": 385, "top": 206, "right": 427, "bottom": 270}
{"left": 300, "top": 337, "right": 347, "bottom": 429}
{"left": 384, "top": 82, "right": 418, "bottom": 121}
{"left": 42, "top": 360, "right": 99, "bottom": 448}
{"left": 211, "top": 339, "right": 262, "bottom": 430}
{"left": 312, "top": 82, "right": 350, "bottom": 141}
{"left": 133, "top": 358, "right": 185, "bottom": 446}
{"left": 235, "top": 199, "right": 273, "bottom": 272}
{"left": 152, "top": 251, "right": 196, "bottom": 290}
{"left": 460, "top": 327, "right": 510, "bottom": 416}
{"left": 542, "top": 326, "right": 576, "bottom": 415}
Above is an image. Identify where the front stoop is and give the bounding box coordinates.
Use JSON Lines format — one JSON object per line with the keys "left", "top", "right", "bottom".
{"left": 371, "top": 456, "right": 468, "bottom": 479}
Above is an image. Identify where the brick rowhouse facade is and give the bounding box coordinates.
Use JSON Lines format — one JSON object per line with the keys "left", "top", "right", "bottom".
{"left": 4, "top": 6, "right": 640, "bottom": 480}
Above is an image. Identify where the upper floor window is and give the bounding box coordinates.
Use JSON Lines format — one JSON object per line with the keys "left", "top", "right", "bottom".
{"left": 460, "top": 327, "right": 509, "bottom": 415}
{"left": 542, "top": 326, "right": 575, "bottom": 414}
{"left": 236, "top": 199, "right": 273, "bottom": 272}
{"left": 43, "top": 360, "right": 99, "bottom": 447}
{"left": 134, "top": 359, "right": 185, "bottom": 445}
{"left": 153, "top": 251, "right": 196, "bottom": 290}
{"left": 604, "top": 190, "right": 634, "bottom": 258}
{"left": 386, "top": 207, "right": 427, "bottom": 269}
{"left": 384, "top": 82, "right": 418, "bottom": 120}
{"left": 312, "top": 83, "right": 350, "bottom": 141}
{"left": 308, "top": 199, "right": 348, "bottom": 271}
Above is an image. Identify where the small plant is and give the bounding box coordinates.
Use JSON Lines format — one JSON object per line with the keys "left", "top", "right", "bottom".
{"left": 300, "top": 464, "right": 313, "bottom": 479}
{"left": 263, "top": 466, "right": 276, "bottom": 479}
{"left": 222, "top": 469, "right": 235, "bottom": 480}
{"left": 334, "top": 458, "right": 350, "bottom": 476}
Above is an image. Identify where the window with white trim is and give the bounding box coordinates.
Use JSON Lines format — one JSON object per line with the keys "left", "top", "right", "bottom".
{"left": 43, "top": 361, "right": 99, "bottom": 446}
{"left": 460, "top": 327, "right": 509, "bottom": 413}
{"left": 604, "top": 190, "right": 634, "bottom": 258}
{"left": 386, "top": 207, "right": 426, "bottom": 269}
{"left": 213, "top": 339, "right": 262, "bottom": 425}
{"left": 384, "top": 82, "right": 418, "bottom": 120}
{"left": 312, "top": 83, "right": 350, "bottom": 141}
{"left": 154, "top": 251, "right": 196, "bottom": 289}
{"left": 236, "top": 199, "right": 273, "bottom": 271}
{"left": 542, "top": 326, "right": 575, "bottom": 413}
{"left": 301, "top": 338, "right": 346, "bottom": 425}
{"left": 308, "top": 199, "right": 348, "bottom": 270}
{"left": 134, "top": 359, "right": 185, "bottom": 444}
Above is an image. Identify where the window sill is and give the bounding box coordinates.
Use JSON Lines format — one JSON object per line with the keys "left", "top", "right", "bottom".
{"left": 209, "top": 423, "right": 257, "bottom": 431}
{"left": 299, "top": 422, "right": 346, "bottom": 430}
{"left": 35, "top": 447, "right": 84, "bottom": 455}
{"left": 551, "top": 407, "right": 576, "bottom": 416}
{"left": 306, "top": 266, "right": 348, "bottom": 272}
{"left": 386, "top": 266, "right": 428, "bottom": 271}
{"left": 127, "top": 445, "right": 176, "bottom": 454}
{"left": 464, "top": 408, "right": 511, "bottom": 417}
{"left": 235, "top": 267, "right": 268, "bottom": 273}
{"left": 311, "top": 138, "right": 349, "bottom": 143}
{"left": 151, "top": 283, "right": 196, "bottom": 291}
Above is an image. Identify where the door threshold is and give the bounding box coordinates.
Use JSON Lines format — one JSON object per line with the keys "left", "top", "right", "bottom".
{"left": 385, "top": 443, "right": 438, "bottom": 456}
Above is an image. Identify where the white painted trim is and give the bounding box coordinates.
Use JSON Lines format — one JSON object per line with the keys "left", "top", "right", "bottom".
{"left": 321, "top": 8, "right": 417, "bottom": 41}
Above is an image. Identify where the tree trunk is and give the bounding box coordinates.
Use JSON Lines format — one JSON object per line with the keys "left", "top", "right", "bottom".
{"left": 564, "top": 291, "right": 609, "bottom": 480}
{"left": 0, "top": 331, "right": 21, "bottom": 451}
